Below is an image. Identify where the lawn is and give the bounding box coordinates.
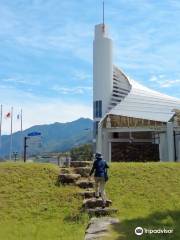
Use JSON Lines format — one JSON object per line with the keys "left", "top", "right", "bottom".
{"left": 0, "top": 163, "right": 88, "bottom": 240}
{"left": 106, "top": 163, "right": 180, "bottom": 240}
{"left": 0, "top": 162, "right": 179, "bottom": 240}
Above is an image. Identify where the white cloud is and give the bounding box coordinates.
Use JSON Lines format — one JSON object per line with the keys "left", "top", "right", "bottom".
{"left": 0, "top": 87, "right": 92, "bottom": 134}
{"left": 149, "top": 75, "right": 158, "bottom": 82}
{"left": 14, "top": 24, "right": 92, "bottom": 62}
{"left": 0, "top": 1, "right": 93, "bottom": 63}
{"left": 1, "top": 77, "right": 40, "bottom": 86}
{"left": 73, "top": 71, "right": 92, "bottom": 81}
{"left": 159, "top": 74, "right": 165, "bottom": 79}
{"left": 52, "top": 85, "right": 92, "bottom": 95}
{"left": 160, "top": 79, "right": 180, "bottom": 88}
{"left": 22, "top": 100, "right": 92, "bottom": 129}
{"left": 148, "top": 75, "right": 180, "bottom": 89}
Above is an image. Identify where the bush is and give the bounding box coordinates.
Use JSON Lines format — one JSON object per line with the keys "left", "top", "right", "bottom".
{"left": 70, "top": 144, "right": 93, "bottom": 161}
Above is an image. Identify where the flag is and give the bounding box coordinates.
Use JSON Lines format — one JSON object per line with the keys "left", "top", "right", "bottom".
{"left": 17, "top": 114, "right": 20, "bottom": 120}
{"left": 5, "top": 112, "right": 11, "bottom": 118}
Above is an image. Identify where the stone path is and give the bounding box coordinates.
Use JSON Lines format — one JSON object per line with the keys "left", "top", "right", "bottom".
{"left": 59, "top": 161, "right": 119, "bottom": 239}
{"left": 85, "top": 217, "right": 119, "bottom": 240}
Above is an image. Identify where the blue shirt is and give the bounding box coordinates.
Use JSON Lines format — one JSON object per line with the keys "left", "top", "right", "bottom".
{"left": 90, "top": 158, "right": 109, "bottom": 177}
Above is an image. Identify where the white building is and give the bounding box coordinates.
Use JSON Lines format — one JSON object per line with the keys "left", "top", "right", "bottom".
{"left": 93, "top": 23, "right": 180, "bottom": 162}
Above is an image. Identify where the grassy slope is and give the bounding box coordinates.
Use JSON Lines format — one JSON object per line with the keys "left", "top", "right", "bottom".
{"left": 0, "top": 163, "right": 88, "bottom": 240}
{"left": 0, "top": 163, "right": 180, "bottom": 240}
{"left": 106, "top": 163, "right": 180, "bottom": 240}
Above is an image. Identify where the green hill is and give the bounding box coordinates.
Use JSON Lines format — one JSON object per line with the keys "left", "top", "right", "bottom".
{"left": 106, "top": 163, "right": 180, "bottom": 240}
{"left": 0, "top": 118, "right": 93, "bottom": 159}
{"left": 0, "top": 163, "right": 88, "bottom": 240}
{"left": 0, "top": 162, "right": 179, "bottom": 240}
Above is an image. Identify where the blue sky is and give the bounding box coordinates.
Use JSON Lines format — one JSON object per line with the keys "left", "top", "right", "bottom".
{"left": 0, "top": 0, "right": 180, "bottom": 133}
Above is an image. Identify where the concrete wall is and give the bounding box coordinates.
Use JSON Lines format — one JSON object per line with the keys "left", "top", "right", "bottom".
{"left": 159, "top": 133, "right": 168, "bottom": 161}
{"left": 159, "top": 123, "right": 178, "bottom": 162}
{"left": 102, "top": 124, "right": 179, "bottom": 162}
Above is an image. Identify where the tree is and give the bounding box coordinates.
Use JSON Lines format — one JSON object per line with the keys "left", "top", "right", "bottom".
{"left": 70, "top": 144, "right": 93, "bottom": 161}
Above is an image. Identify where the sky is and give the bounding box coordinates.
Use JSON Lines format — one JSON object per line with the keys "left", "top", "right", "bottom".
{"left": 0, "top": 0, "right": 180, "bottom": 134}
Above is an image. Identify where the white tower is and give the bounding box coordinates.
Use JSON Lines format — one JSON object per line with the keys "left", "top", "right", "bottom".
{"left": 93, "top": 23, "right": 113, "bottom": 144}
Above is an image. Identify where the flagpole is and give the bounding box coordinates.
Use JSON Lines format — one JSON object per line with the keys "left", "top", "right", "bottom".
{"left": 0, "top": 104, "right": 2, "bottom": 155}
{"left": 21, "top": 109, "right": 23, "bottom": 133}
{"left": 9, "top": 107, "right": 13, "bottom": 161}
{"left": 20, "top": 109, "right": 23, "bottom": 160}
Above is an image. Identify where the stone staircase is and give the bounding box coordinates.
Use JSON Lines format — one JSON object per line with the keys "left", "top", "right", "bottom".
{"left": 58, "top": 161, "right": 118, "bottom": 217}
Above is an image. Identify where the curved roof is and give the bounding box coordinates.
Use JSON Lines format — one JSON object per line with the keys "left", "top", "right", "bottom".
{"left": 108, "top": 68, "right": 180, "bottom": 123}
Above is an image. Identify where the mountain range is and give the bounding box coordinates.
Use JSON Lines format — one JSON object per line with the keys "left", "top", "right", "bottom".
{"left": 0, "top": 118, "right": 93, "bottom": 159}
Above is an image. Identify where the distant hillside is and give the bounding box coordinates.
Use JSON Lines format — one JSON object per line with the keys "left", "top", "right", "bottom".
{"left": 0, "top": 118, "right": 93, "bottom": 159}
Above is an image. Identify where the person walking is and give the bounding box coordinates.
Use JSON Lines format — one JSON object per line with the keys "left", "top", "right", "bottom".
{"left": 89, "top": 153, "right": 109, "bottom": 208}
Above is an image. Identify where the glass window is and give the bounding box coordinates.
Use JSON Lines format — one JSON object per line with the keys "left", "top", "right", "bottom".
{"left": 93, "top": 121, "right": 99, "bottom": 137}
{"left": 96, "top": 101, "right": 98, "bottom": 117}
{"left": 93, "top": 100, "right": 102, "bottom": 118}
{"left": 99, "top": 101, "right": 102, "bottom": 117}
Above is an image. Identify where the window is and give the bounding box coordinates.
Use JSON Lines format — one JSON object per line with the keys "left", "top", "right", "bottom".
{"left": 93, "top": 121, "right": 99, "bottom": 137}
{"left": 93, "top": 100, "right": 102, "bottom": 118}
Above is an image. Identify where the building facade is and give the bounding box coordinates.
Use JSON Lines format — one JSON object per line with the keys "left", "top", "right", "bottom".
{"left": 93, "top": 23, "right": 180, "bottom": 162}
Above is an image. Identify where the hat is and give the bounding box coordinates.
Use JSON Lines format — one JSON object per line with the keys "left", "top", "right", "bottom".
{"left": 95, "top": 152, "right": 102, "bottom": 158}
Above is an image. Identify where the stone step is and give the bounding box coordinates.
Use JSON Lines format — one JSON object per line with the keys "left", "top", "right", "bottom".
{"left": 86, "top": 207, "right": 118, "bottom": 217}
{"left": 76, "top": 179, "right": 94, "bottom": 189}
{"left": 58, "top": 173, "right": 81, "bottom": 184}
{"left": 74, "top": 167, "right": 91, "bottom": 177}
{"left": 78, "top": 190, "right": 95, "bottom": 199}
{"left": 83, "top": 198, "right": 112, "bottom": 209}
{"left": 85, "top": 217, "right": 119, "bottom": 240}
{"left": 60, "top": 168, "right": 72, "bottom": 174}
{"left": 70, "top": 161, "right": 92, "bottom": 168}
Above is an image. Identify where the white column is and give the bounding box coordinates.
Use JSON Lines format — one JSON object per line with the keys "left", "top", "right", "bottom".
{"left": 166, "top": 122, "right": 175, "bottom": 162}
{"left": 93, "top": 24, "right": 113, "bottom": 116}
{"left": 108, "top": 141, "right": 111, "bottom": 162}
{"left": 101, "top": 129, "right": 109, "bottom": 162}
{"left": 177, "top": 139, "right": 180, "bottom": 162}
{"left": 159, "top": 133, "right": 168, "bottom": 161}
{"left": 96, "top": 124, "right": 102, "bottom": 154}
{"left": 176, "top": 135, "right": 180, "bottom": 162}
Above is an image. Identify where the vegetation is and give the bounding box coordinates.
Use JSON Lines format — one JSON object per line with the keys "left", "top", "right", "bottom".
{"left": 0, "top": 163, "right": 88, "bottom": 240}
{"left": 0, "top": 162, "right": 179, "bottom": 240}
{"left": 174, "top": 109, "right": 180, "bottom": 125}
{"left": 70, "top": 144, "right": 93, "bottom": 161}
{"left": 105, "top": 163, "right": 180, "bottom": 240}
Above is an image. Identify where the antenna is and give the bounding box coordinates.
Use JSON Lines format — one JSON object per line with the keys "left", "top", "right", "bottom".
{"left": 102, "top": 1, "right": 105, "bottom": 32}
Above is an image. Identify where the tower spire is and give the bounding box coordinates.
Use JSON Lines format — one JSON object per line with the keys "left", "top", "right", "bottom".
{"left": 102, "top": 1, "right": 105, "bottom": 32}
